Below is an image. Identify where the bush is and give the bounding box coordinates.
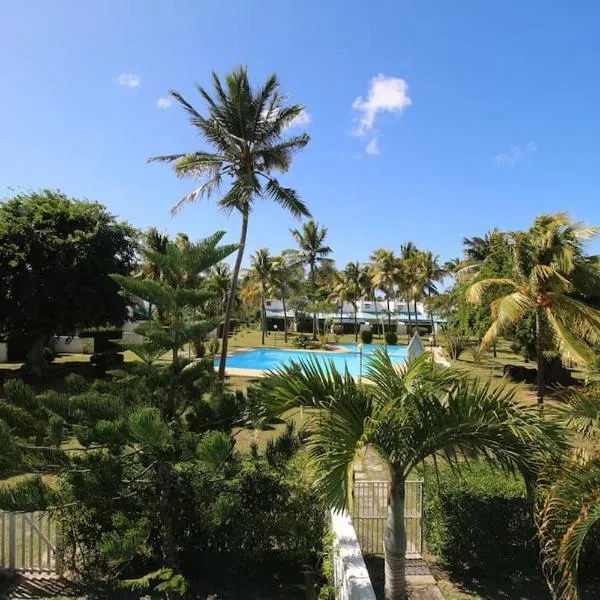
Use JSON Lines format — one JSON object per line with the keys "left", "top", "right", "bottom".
{"left": 510, "top": 341, "right": 522, "bottom": 355}
{"left": 332, "top": 324, "right": 344, "bottom": 336}
{"left": 292, "top": 334, "right": 312, "bottom": 349}
{"left": 360, "top": 330, "right": 373, "bottom": 344}
{"left": 193, "top": 339, "right": 205, "bottom": 358}
{"left": 319, "top": 334, "right": 339, "bottom": 346}
{"left": 385, "top": 332, "right": 398, "bottom": 345}
{"left": 442, "top": 335, "right": 466, "bottom": 361}
{"left": 424, "top": 461, "right": 538, "bottom": 574}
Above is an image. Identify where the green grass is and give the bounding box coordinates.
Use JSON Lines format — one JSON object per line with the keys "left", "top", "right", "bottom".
{"left": 227, "top": 327, "right": 412, "bottom": 349}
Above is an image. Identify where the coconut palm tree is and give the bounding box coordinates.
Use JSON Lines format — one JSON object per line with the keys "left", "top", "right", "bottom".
{"left": 418, "top": 251, "right": 445, "bottom": 344}
{"left": 290, "top": 220, "right": 333, "bottom": 340}
{"left": 467, "top": 213, "right": 600, "bottom": 404}
{"left": 246, "top": 249, "right": 275, "bottom": 345}
{"left": 537, "top": 385, "right": 600, "bottom": 599}
{"left": 370, "top": 249, "right": 400, "bottom": 332}
{"left": 207, "top": 262, "right": 231, "bottom": 322}
{"left": 149, "top": 67, "right": 311, "bottom": 379}
{"left": 271, "top": 253, "right": 303, "bottom": 343}
{"left": 400, "top": 242, "right": 418, "bottom": 334}
{"left": 265, "top": 352, "right": 561, "bottom": 600}
{"left": 341, "top": 261, "right": 368, "bottom": 342}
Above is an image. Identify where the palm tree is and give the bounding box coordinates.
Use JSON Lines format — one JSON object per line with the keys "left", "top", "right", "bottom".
{"left": 290, "top": 220, "right": 333, "bottom": 340}
{"left": 467, "top": 213, "right": 600, "bottom": 404}
{"left": 537, "top": 386, "right": 600, "bottom": 599}
{"left": 341, "top": 261, "right": 368, "bottom": 342}
{"left": 266, "top": 352, "right": 561, "bottom": 600}
{"left": 135, "top": 228, "right": 170, "bottom": 319}
{"left": 271, "top": 253, "right": 303, "bottom": 343}
{"left": 400, "top": 242, "right": 418, "bottom": 334}
{"left": 149, "top": 67, "right": 311, "bottom": 379}
{"left": 370, "top": 249, "right": 400, "bottom": 332}
{"left": 207, "top": 262, "right": 231, "bottom": 322}
{"left": 247, "top": 249, "right": 275, "bottom": 345}
{"left": 418, "top": 251, "right": 445, "bottom": 344}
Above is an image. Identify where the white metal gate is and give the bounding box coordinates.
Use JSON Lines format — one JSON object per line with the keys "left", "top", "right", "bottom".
{"left": 0, "top": 511, "right": 58, "bottom": 573}
{"left": 351, "top": 480, "right": 423, "bottom": 556}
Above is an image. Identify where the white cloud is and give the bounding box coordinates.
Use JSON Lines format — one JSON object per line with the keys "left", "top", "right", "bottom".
{"left": 289, "top": 109, "right": 311, "bottom": 127}
{"left": 352, "top": 74, "right": 411, "bottom": 136}
{"left": 157, "top": 96, "right": 172, "bottom": 109}
{"left": 495, "top": 141, "right": 537, "bottom": 166}
{"left": 365, "top": 137, "right": 380, "bottom": 156}
{"left": 115, "top": 73, "right": 141, "bottom": 88}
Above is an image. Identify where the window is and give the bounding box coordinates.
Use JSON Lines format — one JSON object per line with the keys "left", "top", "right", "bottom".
{"left": 266, "top": 300, "right": 272, "bottom": 307}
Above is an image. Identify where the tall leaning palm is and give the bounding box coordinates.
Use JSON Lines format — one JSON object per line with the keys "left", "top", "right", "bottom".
{"left": 266, "top": 352, "right": 561, "bottom": 600}
{"left": 467, "top": 213, "right": 600, "bottom": 404}
{"left": 149, "top": 67, "right": 311, "bottom": 378}
{"left": 290, "top": 220, "right": 333, "bottom": 340}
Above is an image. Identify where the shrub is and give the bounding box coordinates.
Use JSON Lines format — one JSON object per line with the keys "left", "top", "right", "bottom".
{"left": 319, "top": 334, "right": 339, "bottom": 346}
{"left": 424, "top": 461, "right": 538, "bottom": 574}
{"left": 332, "top": 324, "right": 344, "bottom": 336}
{"left": 193, "top": 339, "right": 205, "bottom": 358}
{"left": 385, "top": 332, "right": 398, "bottom": 345}
{"left": 360, "top": 330, "right": 373, "bottom": 344}
{"left": 442, "top": 335, "right": 466, "bottom": 361}
{"left": 510, "top": 341, "right": 522, "bottom": 355}
{"left": 471, "top": 347, "right": 484, "bottom": 364}
{"left": 65, "top": 373, "right": 88, "bottom": 394}
{"left": 292, "top": 334, "right": 312, "bottom": 349}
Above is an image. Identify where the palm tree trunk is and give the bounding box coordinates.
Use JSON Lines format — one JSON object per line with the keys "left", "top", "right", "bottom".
{"left": 218, "top": 209, "right": 249, "bottom": 380}
{"left": 261, "top": 294, "right": 266, "bottom": 346}
{"left": 428, "top": 289, "right": 435, "bottom": 346}
{"left": 354, "top": 303, "right": 358, "bottom": 342}
{"left": 406, "top": 295, "right": 412, "bottom": 336}
{"left": 283, "top": 296, "right": 288, "bottom": 343}
{"left": 311, "top": 263, "right": 318, "bottom": 341}
{"left": 384, "top": 474, "right": 407, "bottom": 600}
{"left": 340, "top": 302, "right": 343, "bottom": 333}
{"left": 536, "top": 309, "right": 545, "bottom": 406}
{"left": 387, "top": 296, "right": 392, "bottom": 331}
{"left": 413, "top": 298, "right": 418, "bottom": 334}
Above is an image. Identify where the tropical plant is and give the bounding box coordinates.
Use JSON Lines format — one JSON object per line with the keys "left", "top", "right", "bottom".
{"left": 272, "top": 252, "right": 304, "bottom": 343}
{"left": 112, "top": 231, "right": 237, "bottom": 363}
{"left": 537, "top": 385, "right": 600, "bottom": 599}
{"left": 149, "top": 67, "right": 311, "bottom": 379}
{"left": 338, "top": 262, "right": 368, "bottom": 342}
{"left": 417, "top": 251, "right": 445, "bottom": 344}
{"left": 369, "top": 249, "right": 400, "bottom": 331}
{"left": 290, "top": 220, "right": 333, "bottom": 340}
{"left": 400, "top": 242, "right": 419, "bottom": 333}
{"left": 467, "top": 213, "right": 600, "bottom": 404}
{"left": 264, "top": 352, "right": 562, "bottom": 600}
{"left": 246, "top": 249, "right": 275, "bottom": 345}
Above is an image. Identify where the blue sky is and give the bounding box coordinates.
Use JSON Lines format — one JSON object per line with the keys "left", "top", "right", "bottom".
{"left": 2, "top": 0, "right": 600, "bottom": 267}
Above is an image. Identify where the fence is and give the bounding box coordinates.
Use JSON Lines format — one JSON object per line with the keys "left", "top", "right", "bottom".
{"left": 0, "top": 511, "right": 58, "bottom": 573}
{"left": 351, "top": 480, "right": 423, "bottom": 556}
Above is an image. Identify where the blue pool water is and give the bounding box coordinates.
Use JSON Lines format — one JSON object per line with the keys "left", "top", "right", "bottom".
{"left": 219, "top": 343, "right": 407, "bottom": 376}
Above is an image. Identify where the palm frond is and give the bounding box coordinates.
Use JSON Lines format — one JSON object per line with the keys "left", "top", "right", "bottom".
{"left": 466, "top": 278, "right": 517, "bottom": 304}
{"left": 262, "top": 177, "right": 311, "bottom": 218}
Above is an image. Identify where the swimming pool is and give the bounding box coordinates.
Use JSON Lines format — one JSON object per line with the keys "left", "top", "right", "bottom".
{"left": 218, "top": 343, "right": 408, "bottom": 376}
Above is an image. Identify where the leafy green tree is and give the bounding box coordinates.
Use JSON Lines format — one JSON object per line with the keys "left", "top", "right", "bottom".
{"left": 0, "top": 190, "right": 138, "bottom": 374}
{"left": 290, "top": 220, "right": 333, "bottom": 340}
{"left": 467, "top": 213, "right": 600, "bottom": 404}
{"left": 149, "top": 67, "right": 311, "bottom": 380}
{"left": 337, "top": 262, "right": 368, "bottom": 342}
{"left": 265, "top": 352, "right": 562, "bottom": 600}
{"left": 271, "top": 253, "right": 304, "bottom": 343}
{"left": 134, "top": 228, "right": 170, "bottom": 319}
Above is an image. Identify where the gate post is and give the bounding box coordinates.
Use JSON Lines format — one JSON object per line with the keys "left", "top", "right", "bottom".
{"left": 8, "top": 513, "right": 16, "bottom": 569}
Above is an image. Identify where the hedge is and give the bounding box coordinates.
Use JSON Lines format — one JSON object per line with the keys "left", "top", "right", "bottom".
{"left": 423, "top": 462, "right": 539, "bottom": 574}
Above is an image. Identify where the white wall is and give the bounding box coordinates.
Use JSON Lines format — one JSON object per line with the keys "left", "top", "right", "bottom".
{"left": 331, "top": 510, "right": 376, "bottom": 600}
{"left": 0, "top": 343, "right": 7, "bottom": 363}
